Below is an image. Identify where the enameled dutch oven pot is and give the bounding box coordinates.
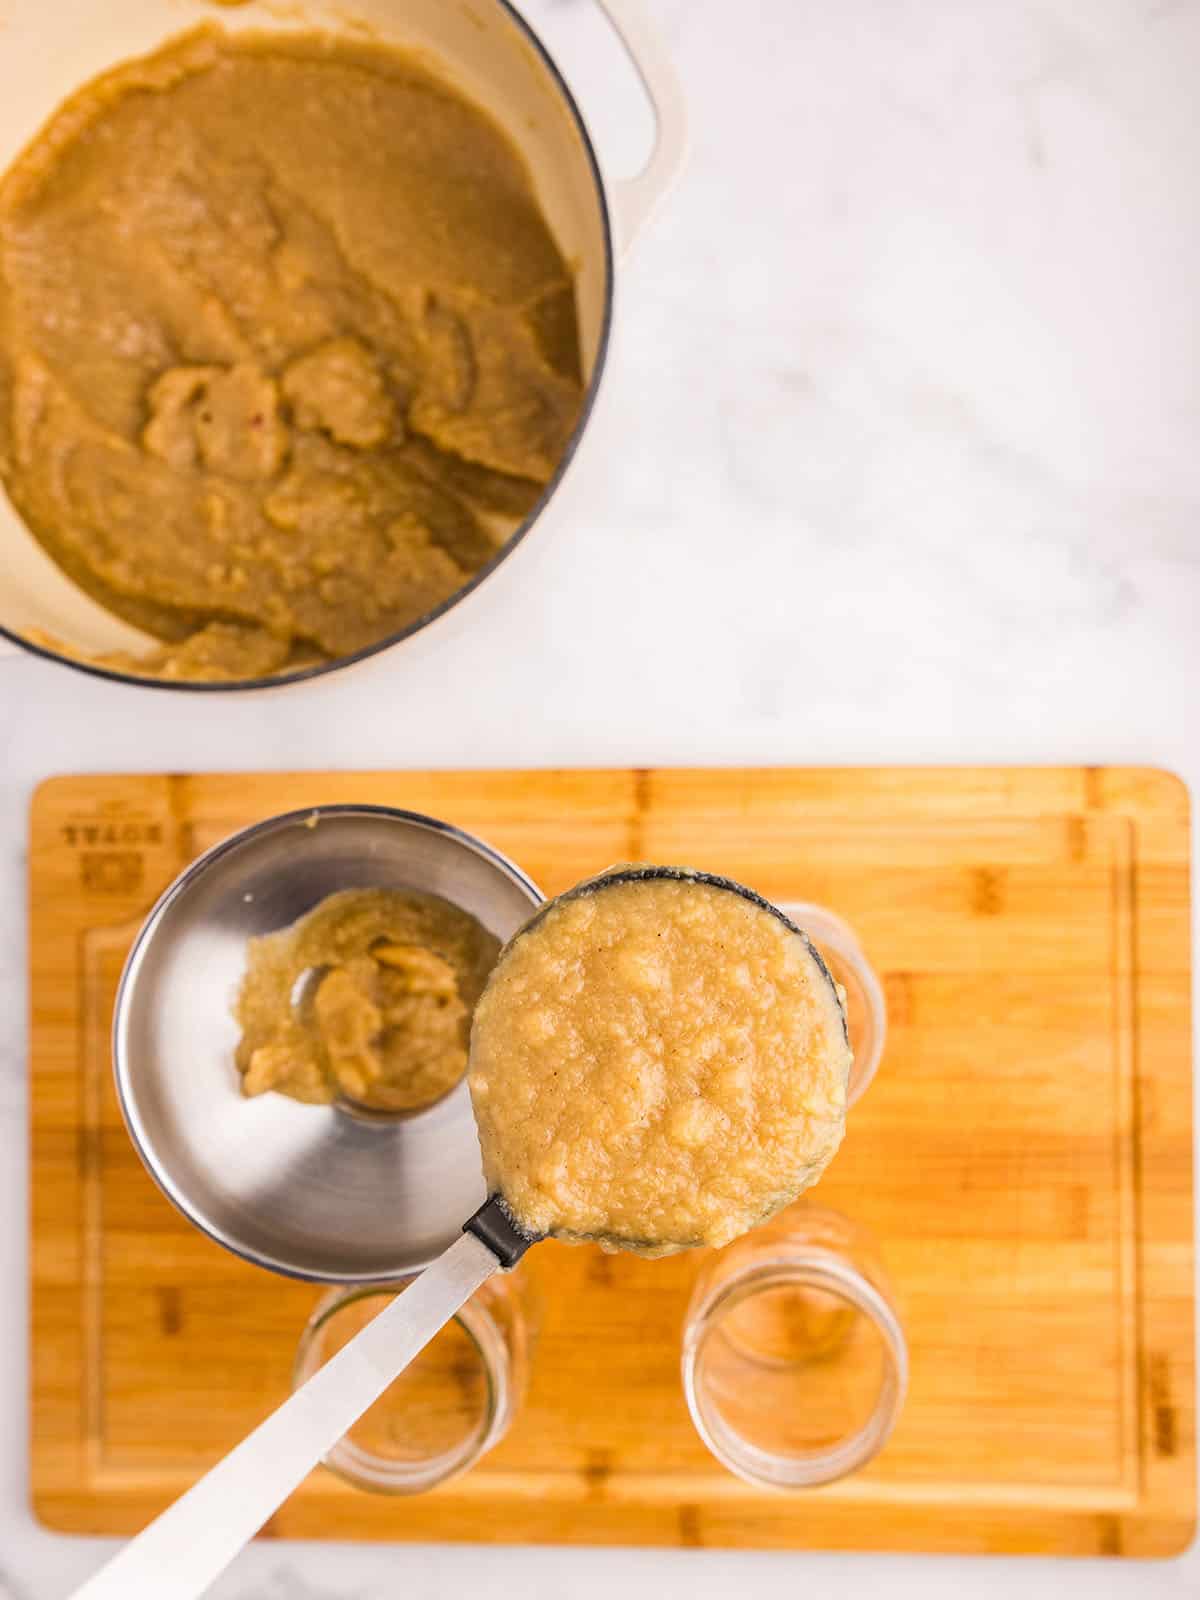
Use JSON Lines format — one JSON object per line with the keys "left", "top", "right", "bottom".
{"left": 0, "top": 0, "right": 686, "bottom": 689}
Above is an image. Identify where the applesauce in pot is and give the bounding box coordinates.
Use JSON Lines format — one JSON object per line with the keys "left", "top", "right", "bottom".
{"left": 0, "top": 27, "right": 583, "bottom": 680}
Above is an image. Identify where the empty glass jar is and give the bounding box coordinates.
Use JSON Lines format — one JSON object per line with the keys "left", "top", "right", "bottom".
{"left": 681, "top": 1205, "right": 907, "bottom": 1488}
{"left": 293, "top": 1269, "right": 537, "bottom": 1493}
{"left": 785, "top": 903, "right": 887, "bottom": 1107}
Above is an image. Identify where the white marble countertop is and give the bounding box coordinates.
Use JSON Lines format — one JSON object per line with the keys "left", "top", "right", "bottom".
{"left": 1, "top": 0, "right": 1197, "bottom": 1594}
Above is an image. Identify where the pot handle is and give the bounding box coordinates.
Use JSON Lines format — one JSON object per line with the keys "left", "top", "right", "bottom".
{"left": 594, "top": 0, "right": 688, "bottom": 257}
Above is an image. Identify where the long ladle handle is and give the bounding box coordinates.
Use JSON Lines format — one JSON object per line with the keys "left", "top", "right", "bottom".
{"left": 68, "top": 1200, "right": 534, "bottom": 1600}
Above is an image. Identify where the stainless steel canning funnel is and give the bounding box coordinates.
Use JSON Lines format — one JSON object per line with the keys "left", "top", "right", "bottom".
{"left": 113, "top": 805, "right": 544, "bottom": 1281}
{"left": 83, "top": 866, "right": 847, "bottom": 1600}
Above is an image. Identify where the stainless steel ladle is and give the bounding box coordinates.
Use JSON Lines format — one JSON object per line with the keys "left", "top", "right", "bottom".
{"left": 72, "top": 867, "right": 846, "bottom": 1600}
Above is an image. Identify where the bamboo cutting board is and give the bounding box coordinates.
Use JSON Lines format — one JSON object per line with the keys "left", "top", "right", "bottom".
{"left": 29, "top": 767, "right": 1195, "bottom": 1555}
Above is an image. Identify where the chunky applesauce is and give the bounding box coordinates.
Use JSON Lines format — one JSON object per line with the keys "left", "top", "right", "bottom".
{"left": 235, "top": 888, "right": 499, "bottom": 1113}
{"left": 0, "top": 28, "right": 582, "bottom": 680}
{"left": 469, "top": 871, "right": 853, "bottom": 1254}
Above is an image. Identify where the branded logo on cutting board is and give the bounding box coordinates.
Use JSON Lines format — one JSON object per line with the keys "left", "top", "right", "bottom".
{"left": 60, "top": 808, "right": 166, "bottom": 895}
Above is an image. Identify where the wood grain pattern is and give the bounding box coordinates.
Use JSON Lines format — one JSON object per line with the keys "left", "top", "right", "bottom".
{"left": 29, "top": 767, "right": 1194, "bottom": 1555}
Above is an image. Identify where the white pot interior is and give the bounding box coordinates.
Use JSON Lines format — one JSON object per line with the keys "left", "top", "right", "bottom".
{"left": 0, "top": 0, "right": 612, "bottom": 663}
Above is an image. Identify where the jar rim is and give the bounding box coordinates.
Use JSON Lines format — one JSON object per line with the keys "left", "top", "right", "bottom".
{"left": 782, "top": 901, "right": 887, "bottom": 1109}
{"left": 293, "top": 1279, "right": 513, "bottom": 1495}
{"left": 681, "top": 1254, "right": 908, "bottom": 1489}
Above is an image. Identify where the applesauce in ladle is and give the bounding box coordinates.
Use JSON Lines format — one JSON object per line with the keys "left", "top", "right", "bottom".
{"left": 469, "top": 866, "right": 854, "bottom": 1256}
